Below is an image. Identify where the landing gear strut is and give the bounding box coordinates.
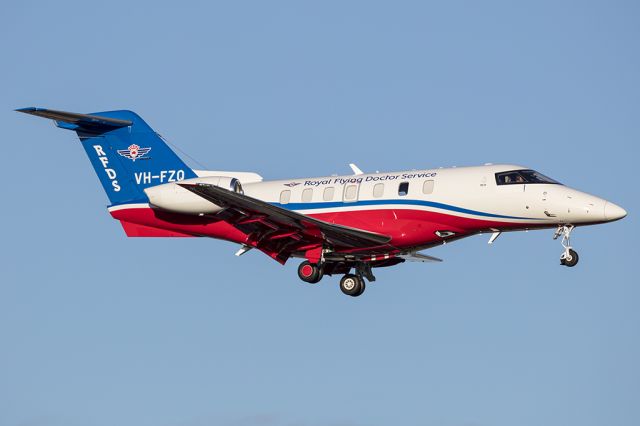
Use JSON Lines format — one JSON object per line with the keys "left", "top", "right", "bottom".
{"left": 356, "top": 263, "right": 376, "bottom": 282}
{"left": 554, "top": 225, "right": 579, "bottom": 267}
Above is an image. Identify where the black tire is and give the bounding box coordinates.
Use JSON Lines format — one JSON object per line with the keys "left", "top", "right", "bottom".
{"left": 340, "top": 274, "right": 364, "bottom": 297}
{"left": 298, "top": 261, "right": 323, "bottom": 283}
{"left": 563, "top": 249, "right": 579, "bottom": 267}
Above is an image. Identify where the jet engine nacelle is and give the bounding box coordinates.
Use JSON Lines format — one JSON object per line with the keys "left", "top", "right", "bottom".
{"left": 144, "top": 176, "right": 242, "bottom": 214}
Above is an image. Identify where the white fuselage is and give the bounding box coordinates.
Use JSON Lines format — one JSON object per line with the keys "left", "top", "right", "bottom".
{"left": 140, "top": 163, "right": 626, "bottom": 252}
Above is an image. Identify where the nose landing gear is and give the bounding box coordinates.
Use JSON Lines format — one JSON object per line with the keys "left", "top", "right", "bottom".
{"left": 554, "top": 225, "right": 579, "bottom": 267}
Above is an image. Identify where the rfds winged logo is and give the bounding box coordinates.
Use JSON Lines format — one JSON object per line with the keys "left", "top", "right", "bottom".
{"left": 117, "top": 144, "right": 151, "bottom": 162}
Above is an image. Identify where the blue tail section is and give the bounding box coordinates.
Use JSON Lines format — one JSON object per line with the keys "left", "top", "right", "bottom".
{"left": 18, "top": 108, "right": 198, "bottom": 205}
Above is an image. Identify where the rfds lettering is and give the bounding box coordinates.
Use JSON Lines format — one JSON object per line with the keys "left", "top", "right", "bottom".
{"left": 93, "top": 145, "right": 120, "bottom": 192}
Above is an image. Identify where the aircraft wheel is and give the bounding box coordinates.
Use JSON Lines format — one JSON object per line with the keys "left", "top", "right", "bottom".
{"left": 340, "top": 274, "right": 364, "bottom": 297}
{"left": 562, "top": 249, "right": 579, "bottom": 267}
{"left": 298, "top": 261, "right": 323, "bottom": 283}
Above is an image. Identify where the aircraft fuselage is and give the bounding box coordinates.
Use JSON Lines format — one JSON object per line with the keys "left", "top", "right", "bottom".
{"left": 110, "top": 164, "right": 626, "bottom": 252}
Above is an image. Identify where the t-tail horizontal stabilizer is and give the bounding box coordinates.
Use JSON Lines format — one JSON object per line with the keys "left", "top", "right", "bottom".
{"left": 16, "top": 107, "right": 132, "bottom": 132}
{"left": 17, "top": 107, "right": 197, "bottom": 205}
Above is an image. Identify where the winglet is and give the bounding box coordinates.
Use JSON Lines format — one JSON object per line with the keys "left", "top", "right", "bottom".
{"left": 349, "top": 163, "right": 364, "bottom": 175}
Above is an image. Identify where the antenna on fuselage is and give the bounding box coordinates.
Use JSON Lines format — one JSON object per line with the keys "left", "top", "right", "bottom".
{"left": 349, "top": 163, "right": 364, "bottom": 175}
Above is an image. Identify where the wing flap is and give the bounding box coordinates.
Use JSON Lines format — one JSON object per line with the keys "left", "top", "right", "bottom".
{"left": 178, "top": 183, "right": 393, "bottom": 249}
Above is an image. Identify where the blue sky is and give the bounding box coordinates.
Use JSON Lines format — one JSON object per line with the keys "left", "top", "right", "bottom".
{"left": 1, "top": 1, "right": 638, "bottom": 425}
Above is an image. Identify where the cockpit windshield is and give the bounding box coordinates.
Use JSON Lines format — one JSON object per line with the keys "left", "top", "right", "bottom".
{"left": 495, "top": 169, "right": 561, "bottom": 185}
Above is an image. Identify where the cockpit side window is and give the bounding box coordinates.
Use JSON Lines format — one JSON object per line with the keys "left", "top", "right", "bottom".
{"left": 495, "top": 169, "right": 560, "bottom": 185}
{"left": 496, "top": 171, "right": 526, "bottom": 185}
{"left": 519, "top": 170, "right": 560, "bottom": 184}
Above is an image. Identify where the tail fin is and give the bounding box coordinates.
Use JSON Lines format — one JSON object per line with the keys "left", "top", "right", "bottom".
{"left": 17, "top": 107, "right": 197, "bottom": 205}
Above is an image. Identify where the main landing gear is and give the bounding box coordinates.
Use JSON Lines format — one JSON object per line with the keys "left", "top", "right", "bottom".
{"left": 297, "top": 260, "right": 374, "bottom": 297}
{"left": 554, "top": 225, "right": 579, "bottom": 267}
{"left": 297, "top": 261, "right": 323, "bottom": 284}
{"left": 339, "top": 274, "right": 366, "bottom": 297}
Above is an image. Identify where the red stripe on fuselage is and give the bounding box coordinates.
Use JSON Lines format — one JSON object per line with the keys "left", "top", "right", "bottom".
{"left": 307, "top": 209, "right": 555, "bottom": 247}
{"left": 110, "top": 207, "right": 247, "bottom": 242}
{"left": 109, "top": 206, "right": 554, "bottom": 250}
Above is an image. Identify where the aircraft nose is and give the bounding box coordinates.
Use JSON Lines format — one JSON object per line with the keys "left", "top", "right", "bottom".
{"left": 604, "top": 201, "right": 627, "bottom": 221}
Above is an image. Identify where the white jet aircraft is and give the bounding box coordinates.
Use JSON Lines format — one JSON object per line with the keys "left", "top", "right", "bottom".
{"left": 19, "top": 108, "right": 627, "bottom": 297}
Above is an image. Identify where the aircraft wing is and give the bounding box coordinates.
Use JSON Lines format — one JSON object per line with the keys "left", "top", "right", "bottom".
{"left": 398, "top": 252, "right": 443, "bottom": 262}
{"left": 178, "top": 183, "right": 393, "bottom": 263}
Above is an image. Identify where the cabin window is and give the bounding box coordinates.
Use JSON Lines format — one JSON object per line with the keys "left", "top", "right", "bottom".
{"left": 495, "top": 169, "right": 561, "bottom": 185}
{"left": 280, "top": 190, "right": 291, "bottom": 204}
{"left": 344, "top": 184, "right": 358, "bottom": 201}
{"left": 302, "top": 188, "right": 313, "bottom": 202}
{"left": 323, "top": 187, "right": 335, "bottom": 201}
{"left": 373, "top": 183, "right": 384, "bottom": 198}
{"left": 398, "top": 182, "right": 409, "bottom": 196}
{"left": 422, "top": 180, "right": 434, "bottom": 194}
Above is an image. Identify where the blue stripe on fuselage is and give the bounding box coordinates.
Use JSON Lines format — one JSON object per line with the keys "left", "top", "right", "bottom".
{"left": 108, "top": 198, "right": 545, "bottom": 221}
{"left": 274, "top": 198, "right": 544, "bottom": 220}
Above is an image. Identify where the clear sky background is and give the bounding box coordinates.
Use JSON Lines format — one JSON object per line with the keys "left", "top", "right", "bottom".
{"left": 1, "top": 1, "right": 638, "bottom": 425}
